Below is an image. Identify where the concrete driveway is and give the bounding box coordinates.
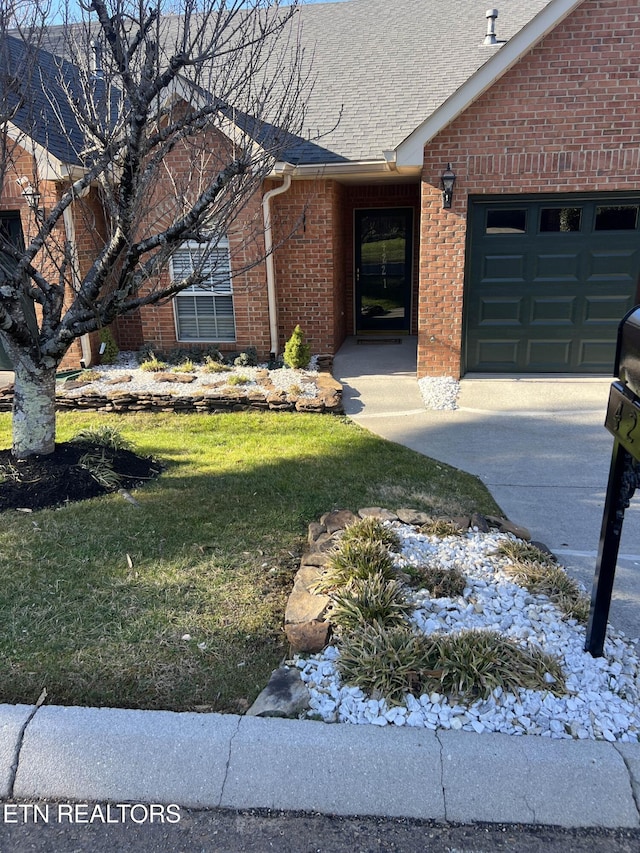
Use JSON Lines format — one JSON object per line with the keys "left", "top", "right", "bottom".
{"left": 334, "top": 336, "right": 640, "bottom": 640}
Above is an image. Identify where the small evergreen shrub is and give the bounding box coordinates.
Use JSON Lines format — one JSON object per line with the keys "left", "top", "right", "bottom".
{"left": 202, "top": 357, "right": 231, "bottom": 374}
{"left": 283, "top": 325, "right": 311, "bottom": 369}
{"left": 173, "top": 359, "right": 196, "bottom": 373}
{"left": 98, "top": 326, "right": 119, "bottom": 364}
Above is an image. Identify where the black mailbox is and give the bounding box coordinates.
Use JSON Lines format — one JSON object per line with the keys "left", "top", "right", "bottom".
{"left": 585, "top": 306, "right": 640, "bottom": 656}
{"left": 617, "top": 306, "right": 640, "bottom": 398}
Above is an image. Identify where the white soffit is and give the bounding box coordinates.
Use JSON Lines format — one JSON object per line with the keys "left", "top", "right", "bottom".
{"left": 394, "top": 0, "right": 585, "bottom": 168}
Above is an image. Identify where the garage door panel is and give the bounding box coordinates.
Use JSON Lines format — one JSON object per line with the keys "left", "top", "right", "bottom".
{"left": 482, "top": 254, "right": 526, "bottom": 280}
{"left": 578, "top": 340, "right": 617, "bottom": 368}
{"left": 466, "top": 195, "right": 640, "bottom": 374}
{"left": 584, "top": 295, "right": 637, "bottom": 323}
{"left": 530, "top": 296, "right": 576, "bottom": 325}
{"left": 534, "top": 253, "right": 581, "bottom": 280}
{"left": 477, "top": 296, "right": 523, "bottom": 325}
{"left": 587, "top": 250, "right": 639, "bottom": 279}
{"left": 527, "top": 339, "right": 572, "bottom": 369}
{"left": 473, "top": 339, "right": 520, "bottom": 369}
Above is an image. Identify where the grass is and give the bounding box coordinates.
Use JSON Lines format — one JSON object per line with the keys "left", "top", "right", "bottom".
{"left": 0, "top": 409, "right": 499, "bottom": 713}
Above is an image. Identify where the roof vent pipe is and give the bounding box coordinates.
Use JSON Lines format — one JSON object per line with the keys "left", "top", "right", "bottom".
{"left": 90, "top": 39, "right": 104, "bottom": 80}
{"left": 484, "top": 9, "right": 498, "bottom": 45}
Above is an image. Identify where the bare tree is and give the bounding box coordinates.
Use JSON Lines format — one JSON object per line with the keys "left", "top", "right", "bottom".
{"left": 0, "top": 0, "right": 310, "bottom": 457}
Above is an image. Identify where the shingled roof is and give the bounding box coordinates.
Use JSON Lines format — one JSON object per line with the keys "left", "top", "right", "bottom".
{"left": 8, "top": 0, "right": 563, "bottom": 172}
{"left": 289, "top": 0, "right": 554, "bottom": 164}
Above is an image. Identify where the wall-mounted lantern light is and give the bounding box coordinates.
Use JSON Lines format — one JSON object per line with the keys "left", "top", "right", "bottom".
{"left": 17, "top": 178, "right": 43, "bottom": 221}
{"left": 441, "top": 163, "right": 456, "bottom": 209}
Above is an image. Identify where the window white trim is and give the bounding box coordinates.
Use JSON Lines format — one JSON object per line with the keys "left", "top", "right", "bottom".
{"left": 171, "top": 239, "right": 236, "bottom": 342}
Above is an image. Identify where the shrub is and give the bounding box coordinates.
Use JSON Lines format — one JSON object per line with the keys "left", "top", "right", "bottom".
{"left": 98, "top": 326, "right": 119, "bottom": 364}
{"left": 329, "top": 574, "right": 412, "bottom": 632}
{"left": 340, "top": 516, "right": 401, "bottom": 552}
{"left": 283, "top": 325, "right": 311, "bottom": 369}
{"left": 234, "top": 348, "right": 258, "bottom": 367}
{"left": 202, "top": 356, "right": 231, "bottom": 374}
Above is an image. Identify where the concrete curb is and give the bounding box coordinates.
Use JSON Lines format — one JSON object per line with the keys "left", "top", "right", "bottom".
{"left": 4, "top": 704, "right": 640, "bottom": 828}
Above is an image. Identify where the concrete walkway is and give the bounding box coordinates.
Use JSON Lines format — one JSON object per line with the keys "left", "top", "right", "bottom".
{"left": 333, "top": 335, "right": 640, "bottom": 641}
{"left": 1, "top": 352, "right": 640, "bottom": 828}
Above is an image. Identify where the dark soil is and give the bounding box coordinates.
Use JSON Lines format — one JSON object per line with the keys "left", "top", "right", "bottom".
{"left": 0, "top": 443, "right": 162, "bottom": 512}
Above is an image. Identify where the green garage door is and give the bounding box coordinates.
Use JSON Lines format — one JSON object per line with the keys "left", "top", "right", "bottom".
{"left": 465, "top": 196, "right": 640, "bottom": 373}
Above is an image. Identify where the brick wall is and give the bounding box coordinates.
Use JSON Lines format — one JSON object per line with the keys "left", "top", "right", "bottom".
{"left": 271, "top": 178, "right": 343, "bottom": 356}
{"left": 419, "top": 0, "right": 640, "bottom": 377}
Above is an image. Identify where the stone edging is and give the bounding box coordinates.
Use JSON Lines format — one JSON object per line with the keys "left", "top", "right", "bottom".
{"left": 247, "top": 506, "right": 533, "bottom": 718}
{"left": 0, "top": 371, "right": 343, "bottom": 415}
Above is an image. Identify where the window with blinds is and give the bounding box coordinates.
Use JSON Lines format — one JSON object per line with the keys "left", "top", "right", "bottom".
{"left": 171, "top": 240, "right": 236, "bottom": 342}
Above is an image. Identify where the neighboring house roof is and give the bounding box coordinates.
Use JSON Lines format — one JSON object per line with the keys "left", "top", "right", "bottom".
{"left": 7, "top": 0, "right": 586, "bottom": 175}
{"left": 4, "top": 34, "right": 86, "bottom": 168}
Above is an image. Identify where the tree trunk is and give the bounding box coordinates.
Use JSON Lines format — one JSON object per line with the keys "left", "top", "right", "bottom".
{"left": 12, "top": 361, "right": 57, "bottom": 458}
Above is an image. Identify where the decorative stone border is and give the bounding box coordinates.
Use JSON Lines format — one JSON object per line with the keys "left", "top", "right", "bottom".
{"left": 0, "top": 370, "right": 343, "bottom": 415}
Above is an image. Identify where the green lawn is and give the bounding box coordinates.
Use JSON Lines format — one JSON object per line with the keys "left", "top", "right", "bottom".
{"left": 0, "top": 410, "right": 500, "bottom": 713}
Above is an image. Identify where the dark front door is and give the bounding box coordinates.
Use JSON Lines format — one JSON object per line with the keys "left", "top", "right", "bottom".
{"left": 355, "top": 208, "right": 413, "bottom": 333}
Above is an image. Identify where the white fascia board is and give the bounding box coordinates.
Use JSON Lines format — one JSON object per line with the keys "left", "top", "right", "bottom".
{"left": 4, "top": 121, "right": 69, "bottom": 180}
{"left": 395, "top": 0, "right": 585, "bottom": 168}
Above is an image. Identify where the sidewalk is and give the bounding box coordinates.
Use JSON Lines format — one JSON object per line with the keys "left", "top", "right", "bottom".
{"left": 1, "top": 347, "right": 640, "bottom": 828}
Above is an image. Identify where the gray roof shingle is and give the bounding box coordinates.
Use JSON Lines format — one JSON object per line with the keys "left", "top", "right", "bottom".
{"left": 8, "top": 0, "right": 555, "bottom": 169}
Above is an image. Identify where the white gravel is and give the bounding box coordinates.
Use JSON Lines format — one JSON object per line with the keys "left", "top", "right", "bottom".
{"left": 58, "top": 352, "right": 320, "bottom": 398}
{"left": 418, "top": 376, "right": 460, "bottom": 410}
{"left": 295, "top": 526, "right": 640, "bottom": 741}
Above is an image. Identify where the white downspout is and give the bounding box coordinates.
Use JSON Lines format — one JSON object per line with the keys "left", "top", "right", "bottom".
{"left": 62, "top": 198, "right": 93, "bottom": 367}
{"left": 262, "top": 164, "right": 294, "bottom": 358}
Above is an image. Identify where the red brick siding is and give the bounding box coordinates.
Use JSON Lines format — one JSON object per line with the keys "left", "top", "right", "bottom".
{"left": 271, "top": 179, "right": 342, "bottom": 356}
{"left": 419, "top": 0, "right": 640, "bottom": 377}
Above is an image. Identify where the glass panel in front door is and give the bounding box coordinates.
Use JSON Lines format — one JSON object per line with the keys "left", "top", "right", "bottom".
{"left": 355, "top": 208, "right": 412, "bottom": 332}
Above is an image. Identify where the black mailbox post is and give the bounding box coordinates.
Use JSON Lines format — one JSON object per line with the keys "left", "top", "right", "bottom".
{"left": 585, "top": 306, "right": 640, "bottom": 656}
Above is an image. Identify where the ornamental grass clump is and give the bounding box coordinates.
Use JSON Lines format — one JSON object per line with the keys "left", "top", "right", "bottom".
{"left": 313, "top": 539, "right": 397, "bottom": 593}
{"left": 329, "top": 574, "right": 412, "bottom": 632}
{"left": 421, "top": 519, "right": 464, "bottom": 537}
{"left": 71, "top": 425, "right": 133, "bottom": 452}
{"left": 337, "top": 622, "right": 428, "bottom": 703}
{"left": 424, "top": 629, "right": 566, "bottom": 701}
{"left": 496, "top": 539, "right": 556, "bottom": 566}
{"left": 407, "top": 562, "right": 467, "bottom": 597}
{"left": 337, "top": 625, "right": 565, "bottom": 705}
{"left": 340, "top": 516, "right": 401, "bottom": 552}
{"left": 140, "top": 352, "right": 168, "bottom": 372}
{"left": 503, "top": 559, "right": 590, "bottom": 623}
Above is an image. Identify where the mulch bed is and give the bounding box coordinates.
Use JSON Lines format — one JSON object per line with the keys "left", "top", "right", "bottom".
{"left": 0, "top": 443, "right": 161, "bottom": 512}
